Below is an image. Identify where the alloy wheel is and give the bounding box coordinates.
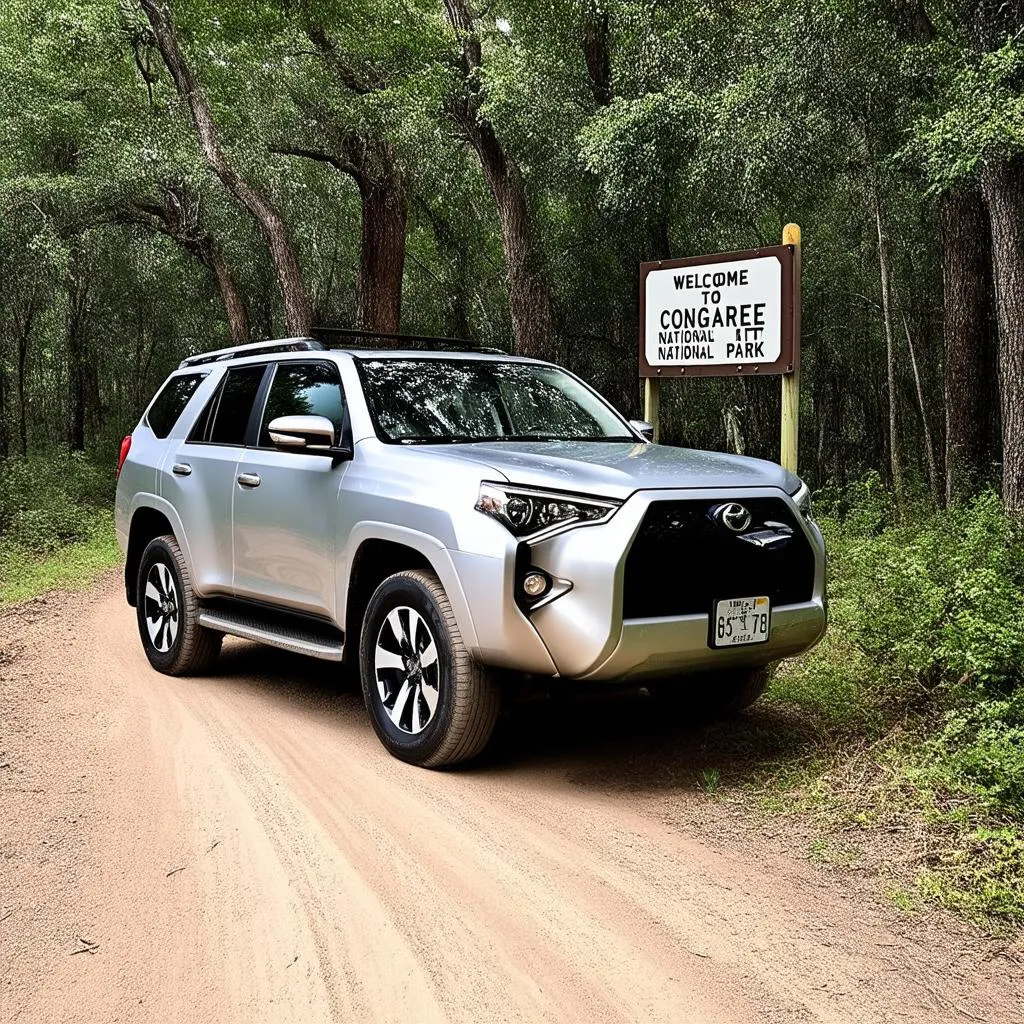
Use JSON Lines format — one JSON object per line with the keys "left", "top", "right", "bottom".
{"left": 144, "top": 561, "right": 180, "bottom": 654}
{"left": 374, "top": 606, "right": 440, "bottom": 734}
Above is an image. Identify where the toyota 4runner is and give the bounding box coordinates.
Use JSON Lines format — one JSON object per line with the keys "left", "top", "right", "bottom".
{"left": 115, "top": 337, "right": 827, "bottom": 767}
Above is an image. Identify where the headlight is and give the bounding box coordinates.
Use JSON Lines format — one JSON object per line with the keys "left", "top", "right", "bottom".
{"left": 475, "top": 482, "right": 621, "bottom": 539}
{"left": 792, "top": 481, "right": 814, "bottom": 520}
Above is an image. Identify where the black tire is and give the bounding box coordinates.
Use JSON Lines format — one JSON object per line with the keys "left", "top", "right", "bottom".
{"left": 650, "top": 665, "right": 773, "bottom": 716}
{"left": 136, "top": 535, "right": 222, "bottom": 676}
{"left": 359, "top": 569, "right": 500, "bottom": 767}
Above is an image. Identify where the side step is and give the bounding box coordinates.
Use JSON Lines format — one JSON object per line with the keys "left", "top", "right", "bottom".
{"left": 198, "top": 604, "right": 346, "bottom": 662}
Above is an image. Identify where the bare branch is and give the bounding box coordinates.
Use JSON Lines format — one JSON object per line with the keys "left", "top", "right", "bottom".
{"left": 269, "top": 144, "right": 359, "bottom": 180}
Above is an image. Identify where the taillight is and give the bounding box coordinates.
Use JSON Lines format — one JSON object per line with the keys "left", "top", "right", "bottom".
{"left": 116, "top": 434, "right": 132, "bottom": 479}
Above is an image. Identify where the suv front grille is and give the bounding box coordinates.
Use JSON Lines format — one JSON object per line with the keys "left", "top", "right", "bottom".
{"left": 622, "top": 498, "right": 815, "bottom": 619}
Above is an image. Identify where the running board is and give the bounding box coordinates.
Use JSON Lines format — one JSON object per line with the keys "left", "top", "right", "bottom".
{"left": 198, "top": 608, "right": 346, "bottom": 662}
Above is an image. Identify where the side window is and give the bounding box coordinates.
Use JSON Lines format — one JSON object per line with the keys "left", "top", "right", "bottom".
{"left": 146, "top": 373, "right": 206, "bottom": 438}
{"left": 187, "top": 384, "right": 219, "bottom": 444}
{"left": 259, "top": 362, "right": 346, "bottom": 447}
{"left": 189, "top": 365, "right": 267, "bottom": 446}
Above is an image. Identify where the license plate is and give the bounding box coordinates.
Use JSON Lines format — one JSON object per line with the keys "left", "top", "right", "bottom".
{"left": 711, "top": 596, "right": 771, "bottom": 647}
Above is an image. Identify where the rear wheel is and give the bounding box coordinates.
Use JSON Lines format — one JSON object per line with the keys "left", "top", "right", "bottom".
{"left": 136, "top": 535, "right": 222, "bottom": 675}
{"left": 649, "top": 665, "right": 773, "bottom": 716}
{"left": 359, "top": 569, "right": 500, "bottom": 767}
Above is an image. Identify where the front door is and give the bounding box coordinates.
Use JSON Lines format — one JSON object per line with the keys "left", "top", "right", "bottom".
{"left": 232, "top": 360, "right": 349, "bottom": 619}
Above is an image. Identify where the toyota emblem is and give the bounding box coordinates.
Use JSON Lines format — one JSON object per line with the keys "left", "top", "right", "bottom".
{"left": 714, "top": 502, "right": 752, "bottom": 533}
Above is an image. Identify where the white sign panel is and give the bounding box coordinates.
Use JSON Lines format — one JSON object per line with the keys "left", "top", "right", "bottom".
{"left": 644, "top": 254, "right": 783, "bottom": 369}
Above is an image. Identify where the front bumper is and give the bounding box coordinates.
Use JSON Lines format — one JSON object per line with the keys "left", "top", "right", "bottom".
{"left": 457, "top": 486, "right": 827, "bottom": 681}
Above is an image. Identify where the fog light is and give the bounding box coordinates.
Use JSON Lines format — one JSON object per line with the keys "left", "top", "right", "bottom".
{"left": 522, "top": 571, "right": 549, "bottom": 598}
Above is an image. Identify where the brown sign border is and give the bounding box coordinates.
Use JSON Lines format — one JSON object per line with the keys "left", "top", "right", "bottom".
{"left": 639, "top": 245, "right": 798, "bottom": 378}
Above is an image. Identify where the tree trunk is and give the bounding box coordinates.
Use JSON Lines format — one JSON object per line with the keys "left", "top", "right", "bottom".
{"left": 140, "top": 0, "right": 311, "bottom": 336}
{"left": 270, "top": 141, "right": 406, "bottom": 335}
{"left": 902, "top": 311, "right": 942, "bottom": 506}
{"left": 981, "top": 157, "right": 1024, "bottom": 513}
{"left": 581, "top": 4, "right": 612, "bottom": 107}
{"left": 201, "top": 242, "right": 249, "bottom": 343}
{"left": 121, "top": 187, "right": 251, "bottom": 344}
{"left": 356, "top": 178, "right": 406, "bottom": 334}
{"left": 16, "top": 290, "right": 37, "bottom": 456}
{"left": 67, "top": 273, "right": 90, "bottom": 452}
{"left": 940, "top": 184, "right": 998, "bottom": 504}
{"left": 872, "top": 176, "right": 905, "bottom": 509}
{"left": 473, "top": 124, "right": 556, "bottom": 360}
{"left": 443, "top": 0, "right": 557, "bottom": 361}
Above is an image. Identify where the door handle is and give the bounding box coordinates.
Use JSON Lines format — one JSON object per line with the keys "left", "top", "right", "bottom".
{"left": 172, "top": 463, "right": 192, "bottom": 477}
{"left": 237, "top": 473, "right": 261, "bottom": 488}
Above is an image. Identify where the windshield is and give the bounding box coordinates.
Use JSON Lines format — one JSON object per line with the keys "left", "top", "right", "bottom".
{"left": 357, "top": 359, "right": 635, "bottom": 443}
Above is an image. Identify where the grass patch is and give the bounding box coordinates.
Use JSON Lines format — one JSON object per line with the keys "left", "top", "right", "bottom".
{"left": 0, "top": 509, "right": 121, "bottom": 605}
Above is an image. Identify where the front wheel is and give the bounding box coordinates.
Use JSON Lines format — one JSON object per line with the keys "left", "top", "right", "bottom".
{"left": 359, "top": 570, "right": 500, "bottom": 767}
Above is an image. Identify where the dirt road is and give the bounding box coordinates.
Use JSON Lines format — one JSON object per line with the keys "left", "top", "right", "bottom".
{"left": 2, "top": 576, "right": 1021, "bottom": 1023}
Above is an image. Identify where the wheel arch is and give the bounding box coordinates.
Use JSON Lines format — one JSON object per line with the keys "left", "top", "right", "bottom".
{"left": 125, "top": 499, "right": 189, "bottom": 606}
{"left": 341, "top": 527, "right": 480, "bottom": 664}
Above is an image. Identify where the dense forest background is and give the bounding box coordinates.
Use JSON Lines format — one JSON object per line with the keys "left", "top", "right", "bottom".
{"left": 2, "top": 0, "right": 1024, "bottom": 926}
{"left": 1, "top": 0, "right": 1022, "bottom": 510}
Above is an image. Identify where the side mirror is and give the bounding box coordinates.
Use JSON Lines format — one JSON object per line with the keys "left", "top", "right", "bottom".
{"left": 629, "top": 419, "right": 655, "bottom": 442}
{"left": 268, "top": 415, "right": 346, "bottom": 457}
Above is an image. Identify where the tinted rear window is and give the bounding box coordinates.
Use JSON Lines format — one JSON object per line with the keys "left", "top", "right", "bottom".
{"left": 147, "top": 373, "right": 206, "bottom": 438}
{"left": 207, "top": 365, "right": 267, "bottom": 446}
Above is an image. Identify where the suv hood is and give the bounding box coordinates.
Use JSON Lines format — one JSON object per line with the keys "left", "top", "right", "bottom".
{"left": 430, "top": 441, "right": 799, "bottom": 500}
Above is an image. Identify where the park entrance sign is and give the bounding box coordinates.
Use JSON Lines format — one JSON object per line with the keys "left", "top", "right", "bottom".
{"left": 638, "top": 227, "right": 803, "bottom": 473}
{"left": 639, "top": 245, "right": 797, "bottom": 377}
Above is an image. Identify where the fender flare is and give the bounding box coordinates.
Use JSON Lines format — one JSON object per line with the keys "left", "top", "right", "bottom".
{"left": 127, "top": 493, "right": 197, "bottom": 585}
{"left": 340, "top": 522, "right": 480, "bottom": 653}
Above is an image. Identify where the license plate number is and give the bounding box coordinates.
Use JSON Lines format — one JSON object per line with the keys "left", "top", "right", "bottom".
{"left": 711, "top": 596, "right": 771, "bottom": 647}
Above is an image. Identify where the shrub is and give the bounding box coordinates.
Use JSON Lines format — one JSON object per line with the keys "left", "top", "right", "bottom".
{"left": 0, "top": 450, "right": 114, "bottom": 555}
{"left": 825, "top": 490, "right": 1024, "bottom": 691}
{"left": 779, "top": 485, "right": 1023, "bottom": 825}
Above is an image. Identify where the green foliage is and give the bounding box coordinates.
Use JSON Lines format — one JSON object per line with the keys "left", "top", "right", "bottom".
{"left": 917, "top": 827, "right": 1024, "bottom": 926}
{"left": 770, "top": 484, "right": 1024, "bottom": 926}
{"left": 930, "top": 688, "right": 1024, "bottom": 813}
{"left": 0, "top": 509, "right": 119, "bottom": 605}
{"left": 913, "top": 38, "right": 1024, "bottom": 189}
{"left": 831, "top": 491, "right": 1024, "bottom": 690}
{"left": 0, "top": 450, "right": 113, "bottom": 554}
{"left": 0, "top": 450, "right": 119, "bottom": 605}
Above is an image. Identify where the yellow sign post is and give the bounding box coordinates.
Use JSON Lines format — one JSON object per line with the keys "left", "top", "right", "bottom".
{"left": 643, "top": 377, "right": 660, "bottom": 443}
{"left": 780, "top": 223, "right": 801, "bottom": 473}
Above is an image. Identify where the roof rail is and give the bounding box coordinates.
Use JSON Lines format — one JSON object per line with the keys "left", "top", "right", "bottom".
{"left": 310, "top": 326, "right": 508, "bottom": 355}
{"left": 178, "top": 337, "right": 324, "bottom": 368}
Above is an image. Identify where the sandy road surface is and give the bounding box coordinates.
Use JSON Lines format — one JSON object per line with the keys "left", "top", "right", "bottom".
{"left": 2, "top": 576, "right": 1022, "bottom": 1024}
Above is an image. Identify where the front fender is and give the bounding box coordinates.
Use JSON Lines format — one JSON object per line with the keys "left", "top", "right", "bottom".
{"left": 339, "top": 522, "right": 481, "bottom": 653}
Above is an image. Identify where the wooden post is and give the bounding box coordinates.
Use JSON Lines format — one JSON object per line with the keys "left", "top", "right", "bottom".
{"left": 644, "top": 376, "right": 660, "bottom": 443}
{"left": 780, "top": 223, "right": 801, "bottom": 473}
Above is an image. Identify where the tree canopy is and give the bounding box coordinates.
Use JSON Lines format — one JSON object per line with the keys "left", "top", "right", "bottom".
{"left": 2, "top": 0, "right": 1023, "bottom": 507}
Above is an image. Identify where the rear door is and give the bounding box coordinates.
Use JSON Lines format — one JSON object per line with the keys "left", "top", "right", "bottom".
{"left": 231, "top": 360, "right": 349, "bottom": 618}
{"left": 164, "top": 363, "right": 270, "bottom": 596}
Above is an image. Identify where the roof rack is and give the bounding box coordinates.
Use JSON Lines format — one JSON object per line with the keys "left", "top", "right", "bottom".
{"left": 179, "top": 337, "right": 323, "bottom": 368}
{"left": 310, "top": 326, "right": 508, "bottom": 355}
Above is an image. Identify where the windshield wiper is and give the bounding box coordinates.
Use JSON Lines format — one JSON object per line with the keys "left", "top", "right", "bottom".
{"left": 394, "top": 433, "right": 637, "bottom": 445}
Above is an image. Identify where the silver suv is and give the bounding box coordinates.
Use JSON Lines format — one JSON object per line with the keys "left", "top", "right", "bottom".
{"left": 115, "top": 337, "right": 826, "bottom": 766}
